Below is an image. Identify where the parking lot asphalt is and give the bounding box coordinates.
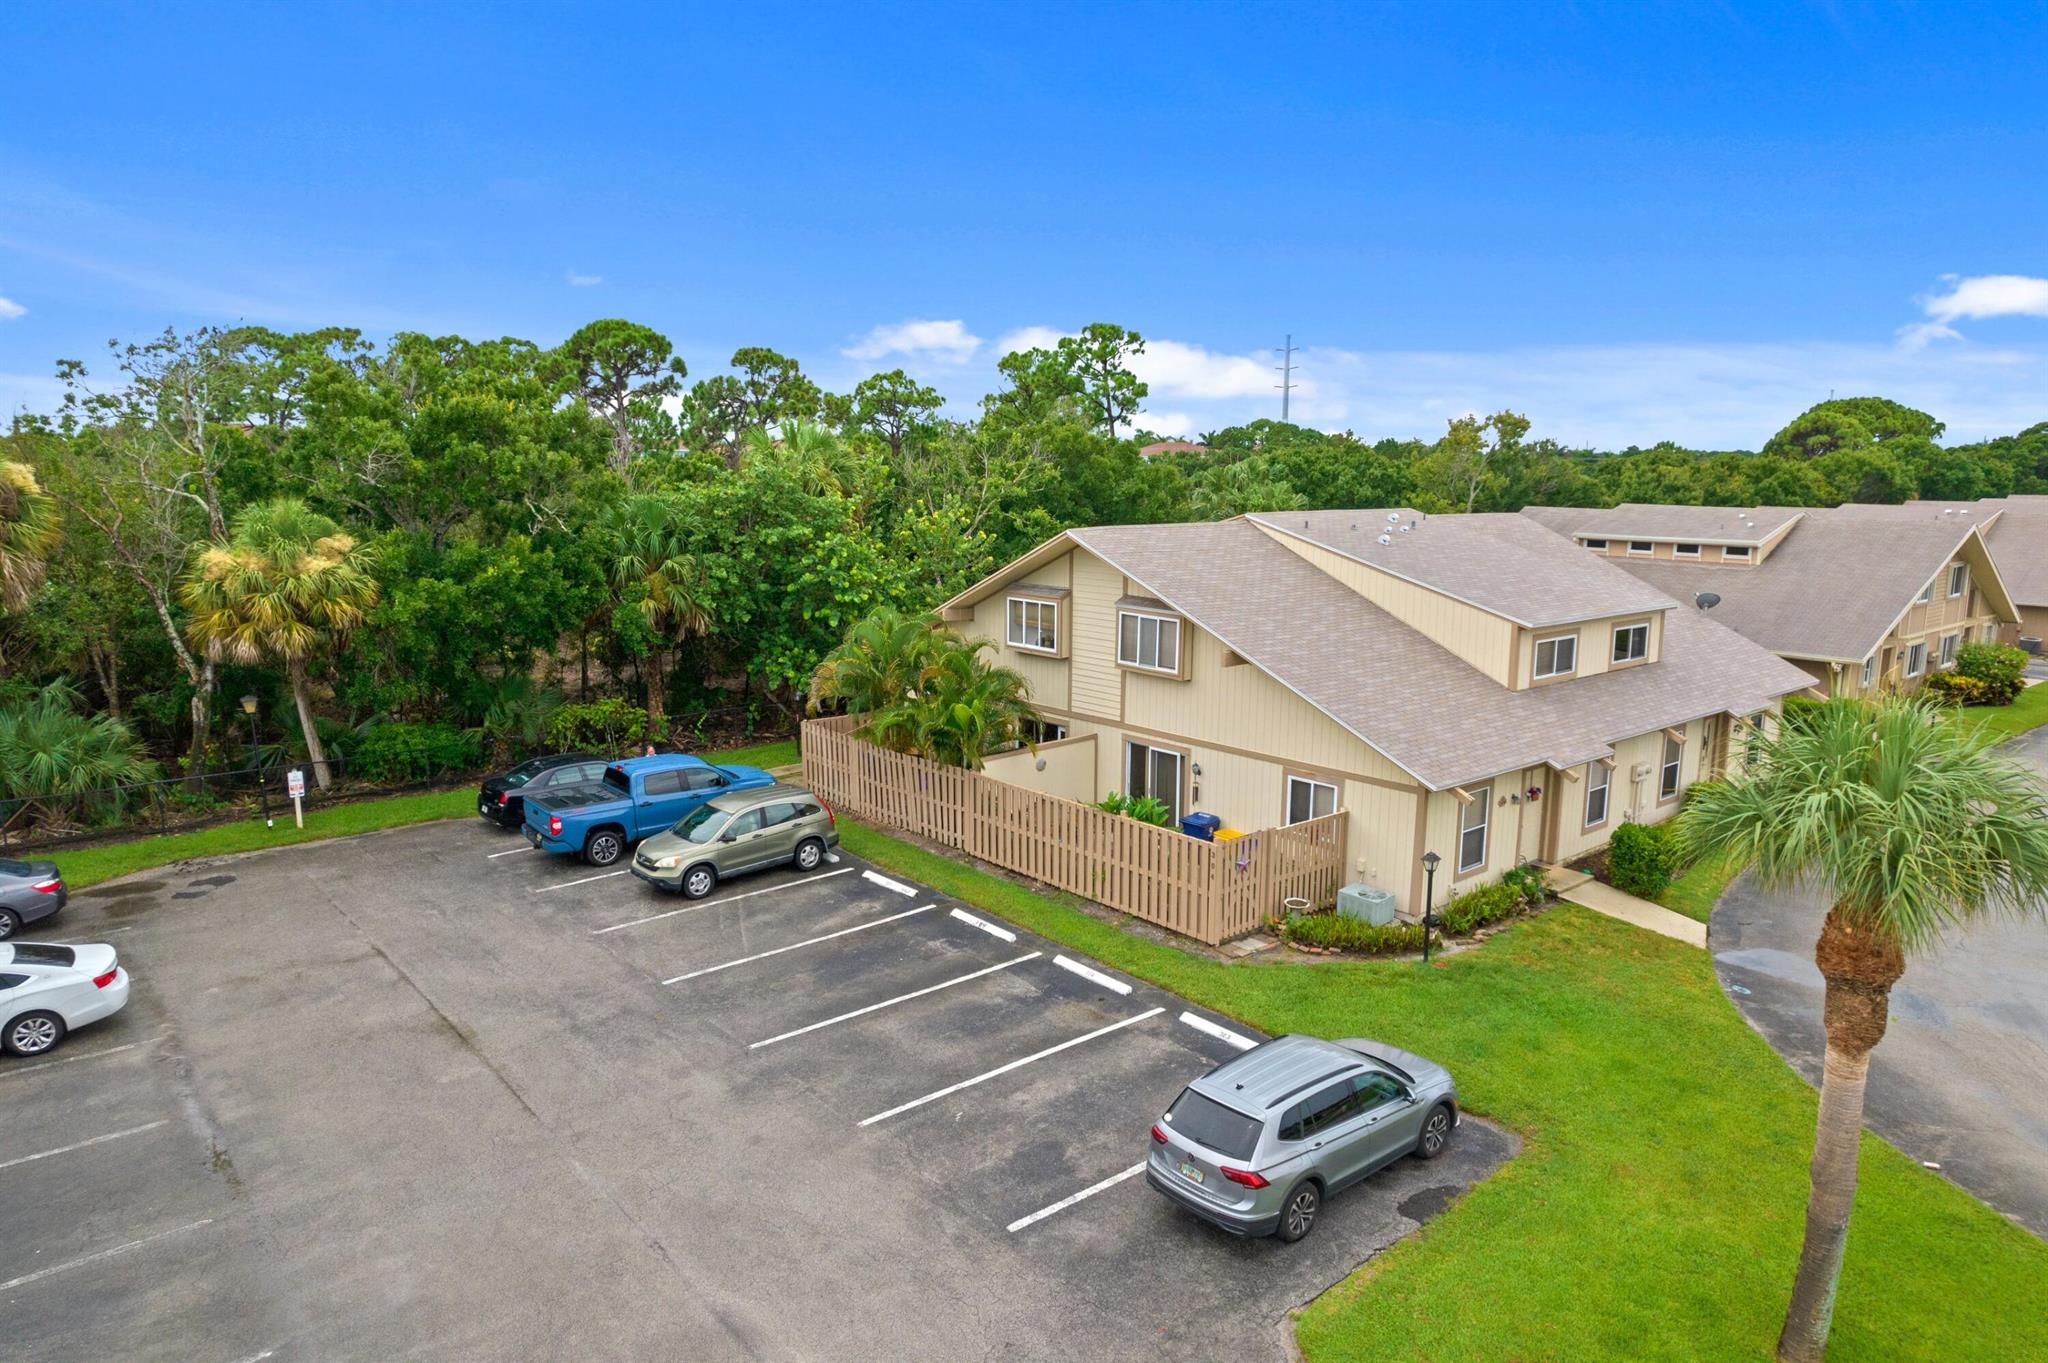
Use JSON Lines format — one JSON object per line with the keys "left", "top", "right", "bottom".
{"left": 3, "top": 818, "right": 1511, "bottom": 1362}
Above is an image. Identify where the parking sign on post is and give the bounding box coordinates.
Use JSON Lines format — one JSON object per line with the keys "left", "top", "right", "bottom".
{"left": 287, "top": 768, "right": 306, "bottom": 828}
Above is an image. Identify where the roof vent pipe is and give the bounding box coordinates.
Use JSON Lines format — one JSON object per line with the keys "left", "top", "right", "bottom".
{"left": 1377, "top": 533, "right": 1392, "bottom": 546}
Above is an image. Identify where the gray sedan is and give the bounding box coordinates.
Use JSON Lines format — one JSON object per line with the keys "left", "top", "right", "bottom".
{"left": 0, "top": 859, "right": 68, "bottom": 940}
{"left": 1147, "top": 1033, "right": 1457, "bottom": 1242}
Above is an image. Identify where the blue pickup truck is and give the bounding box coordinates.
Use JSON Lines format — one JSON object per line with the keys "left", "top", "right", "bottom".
{"left": 523, "top": 754, "right": 777, "bottom": 867}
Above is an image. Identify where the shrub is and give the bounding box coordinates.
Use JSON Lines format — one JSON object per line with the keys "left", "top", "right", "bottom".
{"left": 1438, "top": 881, "right": 1521, "bottom": 935}
{"left": 351, "top": 722, "right": 482, "bottom": 783}
{"left": 1922, "top": 671, "right": 1991, "bottom": 707}
{"left": 545, "top": 698, "right": 666, "bottom": 754}
{"left": 1093, "top": 792, "right": 1173, "bottom": 826}
{"left": 1953, "top": 642, "right": 2027, "bottom": 705}
{"left": 1282, "top": 912, "right": 1434, "bottom": 955}
{"left": 1608, "top": 819, "right": 1676, "bottom": 898}
{"left": 1499, "top": 863, "right": 1550, "bottom": 910}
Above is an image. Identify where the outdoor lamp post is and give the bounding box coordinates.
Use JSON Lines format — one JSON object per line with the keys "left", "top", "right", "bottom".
{"left": 240, "top": 694, "right": 269, "bottom": 824}
{"left": 1421, "top": 850, "right": 1441, "bottom": 963}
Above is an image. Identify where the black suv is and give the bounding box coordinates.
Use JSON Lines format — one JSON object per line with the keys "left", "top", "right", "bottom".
{"left": 477, "top": 753, "right": 606, "bottom": 828}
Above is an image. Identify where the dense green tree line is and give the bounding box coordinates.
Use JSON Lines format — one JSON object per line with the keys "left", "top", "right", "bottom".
{"left": 0, "top": 316, "right": 2042, "bottom": 787}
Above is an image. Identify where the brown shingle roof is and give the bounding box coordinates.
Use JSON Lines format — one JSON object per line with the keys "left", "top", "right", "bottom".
{"left": 1520, "top": 504, "right": 1805, "bottom": 546}
{"left": 1911, "top": 496, "right": 2048, "bottom": 607}
{"left": 1526, "top": 503, "right": 2005, "bottom": 662}
{"left": 1245, "top": 509, "right": 1676, "bottom": 628}
{"left": 1068, "top": 520, "right": 1810, "bottom": 790}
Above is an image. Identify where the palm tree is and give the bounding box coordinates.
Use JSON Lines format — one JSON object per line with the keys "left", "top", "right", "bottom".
{"left": 603, "top": 494, "right": 713, "bottom": 735}
{"left": 808, "top": 606, "right": 943, "bottom": 736}
{"left": 892, "top": 638, "right": 1037, "bottom": 768}
{"left": 0, "top": 680, "right": 158, "bottom": 836}
{"left": 180, "top": 499, "right": 378, "bottom": 789}
{"left": 1674, "top": 697, "right": 2048, "bottom": 1362}
{"left": 0, "top": 460, "right": 61, "bottom": 614}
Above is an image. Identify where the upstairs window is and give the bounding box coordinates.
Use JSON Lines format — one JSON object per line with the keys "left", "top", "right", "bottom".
{"left": 1673, "top": 543, "right": 1701, "bottom": 558}
{"left": 1627, "top": 541, "right": 1654, "bottom": 555}
{"left": 1532, "top": 633, "right": 1578, "bottom": 680}
{"left": 1584, "top": 538, "right": 1609, "bottom": 551}
{"left": 1612, "top": 622, "right": 1650, "bottom": 664}
{"left": 1948, "top": 563, "right": 1968, "bottom": 598}
{"left": 1917, "top": 578, "right": 1934, "bottom": 605}
{"left": 1118, "top": 611, "right": 1182, "bottom": 674}
{"left": 1007, "top": 597, "right": 1059, "bottom": 653}
{"left": 1723, "top": 545, "right": 1753, "bottom": 561}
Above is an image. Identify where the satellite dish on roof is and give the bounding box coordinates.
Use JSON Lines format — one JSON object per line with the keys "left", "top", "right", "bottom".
{"left": 1695, "top": 591, "right": 1721, "bottom": 612}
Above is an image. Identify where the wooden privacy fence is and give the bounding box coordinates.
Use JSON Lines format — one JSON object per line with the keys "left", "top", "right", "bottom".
{"left": 802, "top": 716, "right": 1347, "bottom": 945}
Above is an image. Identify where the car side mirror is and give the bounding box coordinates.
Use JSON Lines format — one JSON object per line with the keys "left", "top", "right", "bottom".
{"left": 719, "top": 832, "right": 737, "bottom": 843}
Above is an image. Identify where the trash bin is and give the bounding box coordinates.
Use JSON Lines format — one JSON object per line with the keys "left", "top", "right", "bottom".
{"left": 1180, "top": 811, "right": 1222, "bottom": 841}
{"left": 1337, "top": 884, "right": 1397, "bottom": 925}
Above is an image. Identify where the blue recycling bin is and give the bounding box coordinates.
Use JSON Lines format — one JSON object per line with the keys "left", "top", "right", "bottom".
{"left": 1180, "top": 811, "right": 1222, "bottom": 841}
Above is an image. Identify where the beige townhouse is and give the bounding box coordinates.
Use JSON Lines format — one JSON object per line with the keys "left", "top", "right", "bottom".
{"left": 939, "top": 510, "right": 1811, "bottom": 921}
{"left": 1904, "top": 495, "right": 2048, "bottom": 648}
{"left": 1520, "top": 502, "right": 2020, "bottom": 698}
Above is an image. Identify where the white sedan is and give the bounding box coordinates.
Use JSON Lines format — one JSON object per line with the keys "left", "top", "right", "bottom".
{"left": 0, "top": 942, "right": 130, "bottom": 1056}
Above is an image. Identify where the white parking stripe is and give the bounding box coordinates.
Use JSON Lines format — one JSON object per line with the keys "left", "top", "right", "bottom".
{"left": 0, "top": 1217, "right": 215, "bottom": 1291}
{"left": 663, "top": 906, "right": 935, "bottom": 984}
{"left": 225, "top": 1352, "right": 277, "bottom": 1363}
{"left": 592, "top": 867, "right": 856, "bottom": 934}
{"left": 858, "top": 1007, "right": 1166, "bottom": 1127}
{"left": 947, "top": 908, "right": 1017, "bottom": 942}
{"left": 485, "top": 845, "right": 534, "bottom": 859}
{"left": 1006, "top": 1162, "right": 1147, "bottom": 1233}
{"left": 750, "top": 953, "right": 1042, "bottom": 1049}
{"left": 531, "top": 868, "right": 630, "bottom": 894}
{"left": 861, "top": 869, "right": 918, "bottom": 897}
{"left": 0, "top": 1041, "right": 145, "bottom": 1081}
{"left": 0, "top": 1119, "right": 169, "bottom": 1173}
{"left": 1053, "top": 955, "right": 1133, "bottom": 995}
{"left": 1179, "top": 1011, "right": 1259, "bottom": 1051}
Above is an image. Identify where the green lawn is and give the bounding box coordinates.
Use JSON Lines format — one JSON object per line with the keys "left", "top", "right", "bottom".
{"left": 52, "top": 739, "right": 801, "bottom": 891}
{"left": 839, "top": 821, "right": 2048, "bottom": 1363}
{"left": 1956, "top": 679, "right": 2048, "bottom": 741}
{"left": 1656, "top": 852, "right": 1741, "bottom": 923}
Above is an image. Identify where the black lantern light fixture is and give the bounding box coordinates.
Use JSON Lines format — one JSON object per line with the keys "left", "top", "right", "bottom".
{"left": 1420, "top": 850, "right": 1442, "bottom": 964}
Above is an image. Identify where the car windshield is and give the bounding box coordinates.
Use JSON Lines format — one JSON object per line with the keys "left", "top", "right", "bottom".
{"left": 1165, "top": 1089, "right": 1263, "bottom": 1160}
{"left": 671, "top": 804, "right": 732, "bottom": 845}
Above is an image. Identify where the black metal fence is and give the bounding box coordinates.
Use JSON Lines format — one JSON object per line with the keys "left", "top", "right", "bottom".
{"left": 0, "top": 756, "right": 463, "bottom": 854}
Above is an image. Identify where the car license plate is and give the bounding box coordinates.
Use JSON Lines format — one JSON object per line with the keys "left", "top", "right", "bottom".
{"left": 480, "top": 801, "right": 490, "bottom": 817}
{"left": 1178, "top": 1161, "right": 1204, "bottom": 1186}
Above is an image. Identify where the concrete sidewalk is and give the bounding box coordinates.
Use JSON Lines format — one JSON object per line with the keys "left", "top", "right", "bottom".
{"left": 1541, "top": 865, "right": 1708, "bottom": 948}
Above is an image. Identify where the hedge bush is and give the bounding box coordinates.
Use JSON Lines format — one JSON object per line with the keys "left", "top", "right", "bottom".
{"left": 1608, "top": 819, "right": 1677, "bottom": 898}
{"left": 545, "top": 698, "right": 665, "bottom": 754}
{"left": 351, "top": 722, "right": 483, "bottom": 783}
{"left": 1282, "top": 913, "right": 1435, "bottom": 955}
{"left": 1923, "top": 671, "right": 1992, "bottom": 706}
{"left": 1954, "top": 641, "right": 2027, "bottom": 705}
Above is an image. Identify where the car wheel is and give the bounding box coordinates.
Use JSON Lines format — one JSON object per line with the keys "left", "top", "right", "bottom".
{"left": 681, "top": 865, "right": 717, "bottom": 899}
{"left": 1274, "top": 1180, "right": 1321, "bottom": 1243}
{"left": 794, "top": 838, "right": 825, "bottom": 872}
{"left": 0, "top": 907, "right": 20, "bottom": 941}
{"left": 585, "top": 830, "right": 625, "bottom": 867}
{"left": 3, "top": 1010, "right": 65, "bottom": 1057}
{"left": 1416, "top": 1104, "right": 1455, "bottom": 1160}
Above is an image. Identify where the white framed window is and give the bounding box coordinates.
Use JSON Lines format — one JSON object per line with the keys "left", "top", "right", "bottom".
{"left": 1117, "top": 611, "right": 1182, "bottom": 674}
{"left": 1006, "top": 597, "right": 1058, "bottom": 653}
{"left": 1948, "top": 562, "right": 1968, "bottom": 598}
{"left": 1285, "top": 775, "right": 1338, "bottom": 825}
{"left": 1940, "top": 632, "right": 1960, "bottom": 666}
{"left": 1533, "top": 632, "right": 1578, "bottom": 680}
{"left": 1904, "top": 641, "right": 1927, "bottom": 677}
{"left": 1674, "top": 543, "right": 1701, "bottom": 558}
{"left": 1457, "top": 786, "right": 1491, "bottom": 873}
{"left": 1021, "top": 718, "right": 1067, "bottom": 745}
{"left": 1584, "top": 762, "right": 1610, "bottom": 828}
{"left": 1627, "top": 541, "right": 1654, "bottom": 556}
{"left": 1723, "top": 545, "right": 1753, "bottom": 561}
{"left": 1124, "top": 741, "right": 1184, "bottom": 823}
{"left": 1659, "top": 732, "right": 1683, "bottom": 801}
{"left": 1612, "top": 622, "right": 1649, "bottom": 664}
{"left": 1860, "top": 654, "right": 1876, "bottom": 688}
{"left": 1917, "top": 578, "right": 1934, "bottom": 604}
{"left": 1584, "top": 538, "right": 1608, "bottom": 551}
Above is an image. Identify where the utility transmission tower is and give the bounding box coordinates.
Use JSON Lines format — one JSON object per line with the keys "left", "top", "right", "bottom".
{"left": 1274, "top": 335, "right": 1299, "bottom": 423}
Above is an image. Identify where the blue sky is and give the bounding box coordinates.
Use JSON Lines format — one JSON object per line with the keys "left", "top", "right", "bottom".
{"left": 4, "top": 2, "right": 2046, "bottom": 447}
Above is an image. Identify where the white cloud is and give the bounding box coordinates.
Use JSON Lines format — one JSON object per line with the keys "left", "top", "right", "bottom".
{"left": 1131, "top": 339, "right": 1282, "bottom": 401}
{"left": 843, "top": 318, "right": 983, "bottom": 363}
{"left": 993, "top": 325, "right": 1070, "bottom": 356}
{"left": 0, "top": 295, "right": 24, "bottom": 320}
{"left": 1133, "top": 409, "right": 1200, "bottom": 438}
{"left": 1899, "top": 273, "right": 2048, "bottom": 349}
{"left": 565, "top": 271, "right": 604, "bottom": 287}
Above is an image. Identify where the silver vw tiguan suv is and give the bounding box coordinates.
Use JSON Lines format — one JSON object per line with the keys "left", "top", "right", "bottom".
{"left": 1147, "top": 1033, "right": 1457, "bottom": 1242}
